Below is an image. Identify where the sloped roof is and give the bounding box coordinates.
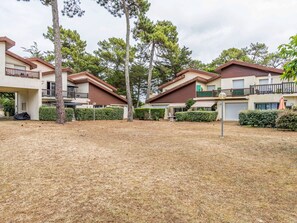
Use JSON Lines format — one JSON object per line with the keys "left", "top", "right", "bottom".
{"left": 176, "top": 68, "right": 219, "bottom": 78}
{"left": 215, "top": 60, "right": 283, "bottom": 74}
{"left": 68, "top": 72, "right": 117, "bottom": 92}
{"left": 0, "top": 36, "right": 15, "bottom": 50}
{"left": 147, "top": 77, "right": 206, "bottom": 103}
{"left": 28, "top": 58, "right": 55, "bottom": 69}
{"left": 42, "top": 67, "right": 74, "bottom": 76}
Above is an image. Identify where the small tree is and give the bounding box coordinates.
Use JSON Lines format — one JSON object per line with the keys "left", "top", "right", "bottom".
{"left": 95, "top": 0, "right": 150, "bottom": 122}
{"left": 185, "top": 98, "right": 195, "bottom": 111}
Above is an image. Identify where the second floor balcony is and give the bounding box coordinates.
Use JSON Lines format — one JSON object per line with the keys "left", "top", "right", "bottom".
{"left": 42, "top": 89, "right": 88, "bottom": 99}
{"left": 5, "top": 67, "right": 40, "bottom": 79}
{"left": 197, "top": 82, "right": 297, "bottom": 98}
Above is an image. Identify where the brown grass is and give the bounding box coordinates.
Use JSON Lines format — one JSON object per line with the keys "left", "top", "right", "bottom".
{"left": 0, "top": 120, "right": 296, "bottom": 223}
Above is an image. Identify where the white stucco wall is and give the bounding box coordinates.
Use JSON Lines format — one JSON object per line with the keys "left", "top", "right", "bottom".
{"left": 221, "top": 76, "right": 256, "bottom": 89}
{"left": 31, "top": 61, "right": 54, "bottom": 73}
{"left": 41, "top": 72, "right": 68, "bottom": 91}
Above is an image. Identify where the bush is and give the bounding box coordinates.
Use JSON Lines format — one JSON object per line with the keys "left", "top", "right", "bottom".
{"left": 134, "top": 108, "right": 165, "bottom": 120}
{"left": 39, "top": 107, "right": 74, "bottom": 122}
{"left": 239, "top": 110, "right": 282, "bottom": 128}
{"left": 1, "top": 98, "right": 15, "bottom": 116}
{"left": 276, "top": 111, "right": 297, "bottom": 131}
{"left": 75, "top": 107, "right": 124, "bottom": 121}
{"left": 292, "top": 105, "right": 297, "bottom": 112}
{"left": 176, "top": 111, "right": 218, "bottom": 122}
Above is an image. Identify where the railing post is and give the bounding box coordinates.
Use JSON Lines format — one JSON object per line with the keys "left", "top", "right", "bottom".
{"left": 282, "top": 82, "right": 284, "bottom": 94}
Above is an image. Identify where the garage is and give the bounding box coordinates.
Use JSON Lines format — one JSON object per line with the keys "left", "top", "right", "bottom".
{"left": 225, "top": 102, "right": 248, "bottom": 121}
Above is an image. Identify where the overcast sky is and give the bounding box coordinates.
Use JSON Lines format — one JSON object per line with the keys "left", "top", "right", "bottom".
{"left": 1, "top": 0, "right": 297, "bottom": 63}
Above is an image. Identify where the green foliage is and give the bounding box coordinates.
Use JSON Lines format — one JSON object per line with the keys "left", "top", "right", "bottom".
{"left": 276, "top": 111, "right": 297, "bottom": 131}
{"left": 239, "top": 110, "right": 282, "bottom": 128}
{"left": 185, "top": 98, "right": 195, "bottom": 111}
{"left": 176, "top": 111, "right": 218, "bottom": 122}
{"left": 95, "top": 0, "right": 150, "bottom": 19}
{"left": 279, "top": 34, "right": 297, "bottom": 82}
{"left": 134, "top": 108, "right": 165, "bottom": 120}
{"left": 292, "top": 105, "right": 297, "bottom": 111}
{"left": 0, "top": 98, "right": 15, "bottom": 116}
{"left": 39, "top": 107, "right": 74, "bottom": 121}
{"left": 75, "top": 107, "right": 124, "bottom": 121}
{"left": 43, "top": 26, "right": 90, "bottom": 72}
{"left": 22, "top": 41, "right": 45, "bottom": 59}
{"left": 243, "top": 42, "right": 269, "bottom": 64}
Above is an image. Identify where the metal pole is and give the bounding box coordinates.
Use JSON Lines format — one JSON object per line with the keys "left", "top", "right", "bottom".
{"left": 221, "top": 100, "right": 224, "bottom": 138}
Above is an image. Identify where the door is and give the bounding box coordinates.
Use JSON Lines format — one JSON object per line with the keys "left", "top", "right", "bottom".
{"left": 225, "top": 103, "right": 248, "bottom": 121}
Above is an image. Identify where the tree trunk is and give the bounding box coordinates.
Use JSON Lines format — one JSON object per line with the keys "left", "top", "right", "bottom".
{"left": 51, "top": 0, "right": 65, "bottom": 124}
{"left": 146, "top": 42, "right": 155, "bottom": 100}
{"left": 136, "top": 77, "right": 141, "bottom": 108}
{"left": 122, "top": 0, "right": 133, "bottom": 122}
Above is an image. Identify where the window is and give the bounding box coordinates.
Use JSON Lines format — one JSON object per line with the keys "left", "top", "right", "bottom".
{"left": 255, "top": 103, "right": 279, "bottom": 110}
{"left": 259, "top": 79, "right": 269, "bottom": 85}
{"left": 207, "top": 85, "right": 216, "bottom": 91}
{"left": 233, "top": 79, "right": 244, "bottom": 89}
{"left": 47, "top": 82, "right": 56, "bottom": 97}
{"left": 21, "top": 103, "right": 26, "bottom": 111}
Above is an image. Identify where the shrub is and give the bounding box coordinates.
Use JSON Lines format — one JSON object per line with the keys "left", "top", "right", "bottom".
{"left": 74, "top": 107, "right": 124, "bottom": 121}
{"left": 176, "top": 111, "right": 218, "bottom": 122}
{"left": 185, "top": 98, "right": 195, "bottom": 111}
{"left": 276, "top": 111, "right": 297, "bottom": 131}
{"left": 1, "top": 98, "right": 15, "bottom": 116}
{"left": 292, "top": 105, "right": 297, "bottom": 111}
{"left": 134, "top": 108, "right": 165, "bottom": 120}
{"left": 150, "top": 109, "right": 165, "bottom": 121}
{"left": 39, "top": 107, "right": 74, "bottom": 122}
{"left": 239, "top": 110, "right": 282, "bottom": 128}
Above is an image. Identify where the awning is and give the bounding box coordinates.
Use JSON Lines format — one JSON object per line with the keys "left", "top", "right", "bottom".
{"left": 191, "top": 101, "right": 216, "bottom": 108}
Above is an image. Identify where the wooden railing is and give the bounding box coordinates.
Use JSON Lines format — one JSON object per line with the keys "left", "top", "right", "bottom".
{"left": 42, "top": 89, "right": 88, "bottom": 99}
{"left": 5, "top": 67, "right": 39, "bottom": 79}
{"left": 196, "top": 82, "right": 297, "bottom": 98}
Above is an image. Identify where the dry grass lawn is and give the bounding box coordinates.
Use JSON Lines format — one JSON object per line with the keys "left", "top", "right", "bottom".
{"left": 0, "top": 120, "right": 296, "bottom": 222}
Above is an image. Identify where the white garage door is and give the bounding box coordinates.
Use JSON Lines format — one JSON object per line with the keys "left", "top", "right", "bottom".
{"left": 225, "top": 103, "right": 248, "bottom": 121}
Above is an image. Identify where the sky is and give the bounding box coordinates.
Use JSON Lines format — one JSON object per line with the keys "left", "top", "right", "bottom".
{"left": 1, "top": 0, "right": 297, "bottom": 63}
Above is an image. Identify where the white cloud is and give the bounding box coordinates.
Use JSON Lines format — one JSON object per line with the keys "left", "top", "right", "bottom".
{"left": 1, "top": 0, "right": 296, "bottom": 63}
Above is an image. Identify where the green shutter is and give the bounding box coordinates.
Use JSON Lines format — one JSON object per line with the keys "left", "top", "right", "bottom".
{"left": 196, "top": 85, "right": 202, "bottom": 92}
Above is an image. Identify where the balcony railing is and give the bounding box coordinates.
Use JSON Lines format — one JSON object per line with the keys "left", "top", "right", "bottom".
{"left": 197, "top": 88, "right": 251, "bottom": 98}
{"left": 42, "top": 89, "right": 88, "bottom": 99}
{"left": 251, "top": 82, "right": 297, "bottom": 95}
{"left": 5, "top": 67, "right": 40, "bottom": 79}
{"left": 196, "top": 82, "right": 297, "bottom": 98}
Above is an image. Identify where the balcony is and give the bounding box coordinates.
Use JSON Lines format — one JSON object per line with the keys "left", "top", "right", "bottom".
{"left": 196, "top": 82, "right": 297, "bottom": 98}
{"left": 42, "top": 89, "right": 88, "bottom": 99}
{"left": 197, "top": 88, "right": 251, "bottom": 98}
{"left": 251, "top": 82, "right": 297, "bottom": 95}
{"left": 5, "top": 67, "right": 39, "bottom": 79}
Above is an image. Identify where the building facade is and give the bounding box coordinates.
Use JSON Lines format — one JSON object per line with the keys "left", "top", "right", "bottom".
{"left": 146, "top": 61, "right": 297, "bottom": 120}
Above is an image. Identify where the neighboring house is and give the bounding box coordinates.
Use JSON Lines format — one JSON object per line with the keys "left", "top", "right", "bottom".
{"left": 146, "top": 60, "right": 297, "bottom": 120}
{"left": 0, "top": 37, "right": 41, "bottom": 120}
{"left": 0, "top": 36, "right": 127, "bottom": 120}
{"left": 146, "top": 69, "right": 221, "bottom": 117}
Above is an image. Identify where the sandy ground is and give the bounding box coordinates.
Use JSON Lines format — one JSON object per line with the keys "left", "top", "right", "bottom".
{"left": 0, "top": 120, "right": 296, "bottom": 223}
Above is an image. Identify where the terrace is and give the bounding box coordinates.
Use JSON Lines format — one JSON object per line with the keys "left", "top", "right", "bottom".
{"left": 42, "top": 89, "right": 88, "bottom": 99}
{"left": 197, "top": 82, "right": 297, "bottom": 98}
{"left": 5, "top": 67, "right": 40, "bottom": 79}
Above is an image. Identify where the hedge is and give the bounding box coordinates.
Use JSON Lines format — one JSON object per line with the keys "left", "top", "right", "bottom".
{"left": 176, "top": 111, "right": 218, "bottom": 122}
{"left": 134, "top": 108, "right": 165, "bottom": 120}
{"left": 39, "top": 107, "right": 74, "bottom": 122}
{"left": 75, "top": 107, "right": 124, "bottom": 121}
{"left": 239, "top": 110, "right": 282, "bottom": 128}
{"left": 276, "top": 111, "right": 297, "bottom": 131}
